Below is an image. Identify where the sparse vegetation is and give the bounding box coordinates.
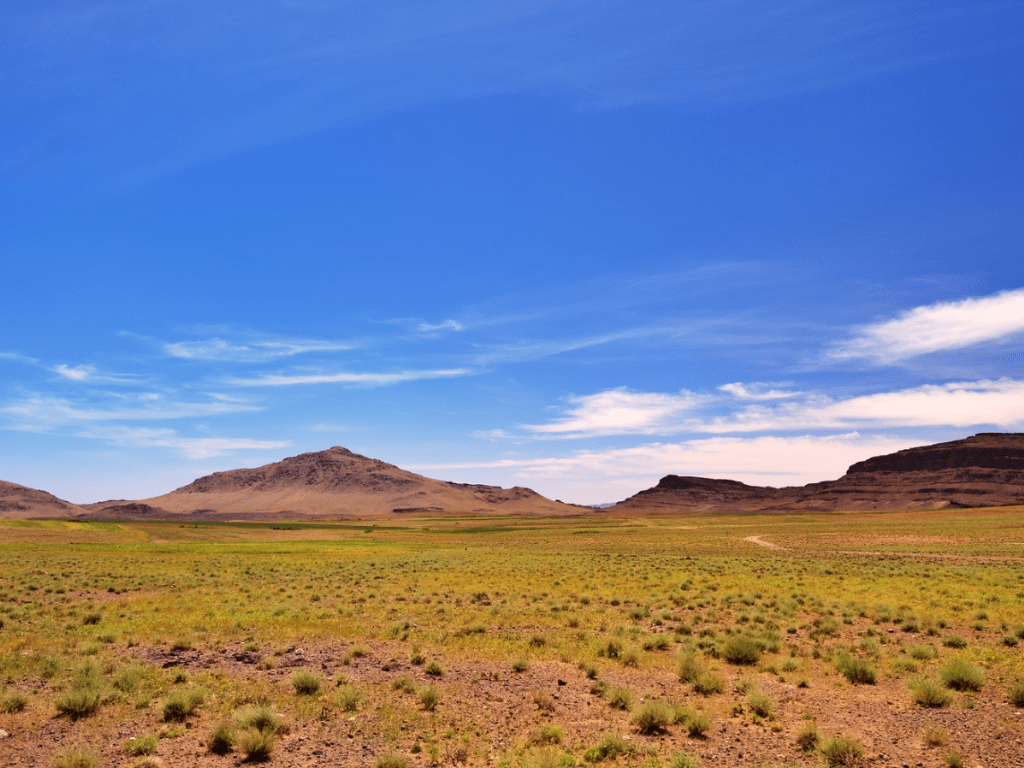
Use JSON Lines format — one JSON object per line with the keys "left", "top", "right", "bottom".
{"left": 940, "top": 660, "right": 984, "bottom": 692}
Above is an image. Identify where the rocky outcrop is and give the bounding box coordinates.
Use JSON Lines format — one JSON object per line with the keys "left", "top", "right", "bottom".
{"left": 0, "top": 480, "right": 87, "bottom": 519}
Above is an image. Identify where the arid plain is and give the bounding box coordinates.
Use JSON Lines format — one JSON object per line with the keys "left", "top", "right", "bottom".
{"left": 2, "top": 435, "right": 1024, "bottom": 768}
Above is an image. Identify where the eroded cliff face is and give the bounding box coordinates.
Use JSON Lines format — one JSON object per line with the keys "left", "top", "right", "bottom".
{"left": 611, "top": 433, "right": 1024, "bottom": 514}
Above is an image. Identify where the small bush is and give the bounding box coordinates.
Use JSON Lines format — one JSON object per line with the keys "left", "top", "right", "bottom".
{"left": 911, "top": 678, "right": 954, "bottom": 708}
{"left": 532, "top": 690, "right": 556, "bottom": 713}
{"left": 796, "top": 721, "right": 818, "bottom": 752}
{"left": 55, "top": 687, "right": 101, "bottom": 719}
{"left": 1, "top": 692, "right": 29, "bottom": 713}
{"left": 511, "top": 657, "right": 529, "bottom": 673}
{"left": 583, "top": 733, "right": 635, "bottom": 763}
{"left": 336, "top": 684, "right": 362, "bottom": 711}
{"left": 942, "top": 635, "right": 968, "bottom": 649}
{"left": 418, "top": 684, "right": 441, "bottom": 711}
{"left": 425, "top": 660, "right": 444, "bottom": 677}
{"left": 819, "top": 733, "right": 865, "bottom": 767}
{"left": 685, "top": 710, "right": 710, "bottom": 738}
{"left": 691, "top": 671, "right": 724, "bottom": 696}
{"left": 236, "top": 727, "right": 277, "bottom": 761}
{"left": 620, "top": 646, "right": 642, "bottom": 667}
{"left": 532, "top": 724, "right": 562, "bottom": 745}
{"left": 668, "top": 751, "right": 701, "bottom": 768}
{"left": 160, "top": 688, "right": 205, "bottom": 721}
{"left": 605, "top": 687, "right": 631, "bottom": 710}
{"left": 1008, "top": 679, "right": 1024, "bottom": 707}
{"left": 234, "top": 705, "right": 282, "bottom": 735}
{"left": 907, "top": 644, "right": 937, "bottom": 661}
{"left": 597, "top": 638, "right": 622, "bottom": 659}
{"left": 392, "top": 675, "right": 417, "bottom": 694}
{"left": 631, "top": 699, "right": 673, "bottom": 734}
{"left": 722, "top": 636, "right": 761, "bottom": 666}
{"left": 836, "top": 653, "right": 877, "bottom": 685}
{"left": 922, "top": 725, "right": 948, "bottom": 746}
{"left": 376, "top": 752, "right": 409, "bottom": 768}
{"left": 124, "top": 734, "right": 159, "bottom": 756}
{"left": 82, "top": 612, "right": 102, "bottom": 626}
{"left": 677, "top": 653, "right": 704, "bottom": 683}
{"left": 114, "top": 665, "right": 144, "bottom": 693}
{"left": 747, "top": 689, "right": 776, "bottom": 719}
{"left": 51, "top": 747, "right": 98, "bottom": 768}
{"left": 941, "top": 661, "right": 984, "bottom": 692}
{"left": 291, "top": 669, "right": 323, "bottom": 696}
{"left": 208, "top": 724, "right": 235, "bottom": 754}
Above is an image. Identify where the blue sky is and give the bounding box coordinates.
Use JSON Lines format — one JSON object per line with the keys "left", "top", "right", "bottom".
{"left": 2, "top": 1, "right": 1022, "bottom": 504}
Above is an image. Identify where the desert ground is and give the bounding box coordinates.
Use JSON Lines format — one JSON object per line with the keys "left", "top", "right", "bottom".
{"left": 2, "top": 506, "right": 1024, "bottom": 768}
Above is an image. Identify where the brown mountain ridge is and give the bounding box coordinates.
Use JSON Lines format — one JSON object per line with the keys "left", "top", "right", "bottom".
{"left": 610, "top": 432, "right": 1024, "bottom": 514}
{"left": 2, "top": 433, "right": 1023, "bottom": 520}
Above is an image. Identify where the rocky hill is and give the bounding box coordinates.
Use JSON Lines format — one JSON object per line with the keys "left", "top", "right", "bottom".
{"left": 610, "top": 433, "right": 1024, "bottom": 514}
{"left": 0, "top": 480, "right": 88, "bottom": 519}
{"left": 135, "top": 446, "right": 582, "bottom": 519}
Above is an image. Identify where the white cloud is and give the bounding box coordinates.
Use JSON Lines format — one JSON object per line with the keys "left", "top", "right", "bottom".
{"left": 228, "top": 368, "right": 471, "bottom": 387}
{"left": 164, "top": 337, "right": 353, "bottom": 362}
{"left": 719, "top": 382, "right": 799, "bottom": 400}
{"left": 54, "top": 364, "right": 93, "bottom": 381}
{"left": 706, "top": 378, "right": 1024, "bottom": 433}
{"left": 417, "top": 319, "right": 464, "bottom": 333}
{"left": 0, "top": 394, "right": 257, "bottom": 430}
{"left": 75, "top": 426, "right": 289, "bottom": 459}
{"left": 830, "top": 288, "right": 1024, "bottom": 364}
{"left": 523, "top": 387, "right": 707, "bottom": 437}
{"left": 415, "top": 433, "right": 922, "bottom": 504}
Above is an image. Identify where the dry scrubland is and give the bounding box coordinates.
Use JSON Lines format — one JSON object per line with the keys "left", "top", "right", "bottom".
{"left": 1, "top": 508, "right": 1024, "bottom": 768}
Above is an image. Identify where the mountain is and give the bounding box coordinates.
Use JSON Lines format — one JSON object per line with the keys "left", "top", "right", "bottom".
{"left": 0, "top": 480, "right": 88, "bottom": 519}
{"left": 131, "top": 446, "right": 583, "bottom": 519}
{"left": 610, "top": 433, "right": 1024, "bottom": 514}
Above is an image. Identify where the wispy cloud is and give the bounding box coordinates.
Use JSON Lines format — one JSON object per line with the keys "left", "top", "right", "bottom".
{"left": 164, "top": 336, "right": 354, "bottom": 362}
{"left": 704, "top": 378, "right": 1024, "bottom": 433}
{"left": 520, "top": 378, "right": 1024, "bottom": 438}
{"left": 1, "top": 394, "right": 257, "bottom": 431}
{"left": 523, "top": 388, "right": 708, "bottom": 438}
{"left": 416, "top": 319, "right": 464, "bottom": 333}
{"left": 718, "top": 382, "right": 800, "bottom": 400}
{"left": 227, "top": 368, "right": 471, "bottom": 387}
{"left": 52, "top": 364, "right": 144, "bottom": 384}
{"left": 0, "top": 351, "right": 39, "bottom": 365}
{"left": 829, "top": 288, "right": 1024, "bottom": 364}
{"left": 74, "top": 425, "right": 289, "bottom": 459}
{"left": 473, "top": 325, "right": 685, "bottom": 366}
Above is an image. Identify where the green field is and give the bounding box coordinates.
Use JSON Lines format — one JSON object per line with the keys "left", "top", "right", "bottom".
{"left": 2, "top": 507, "right": 1024, "bottom": 767}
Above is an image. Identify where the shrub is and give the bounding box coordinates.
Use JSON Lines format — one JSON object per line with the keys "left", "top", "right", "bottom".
{"left": 418, "top": 684, "right": 441, "bottom": 711}
{"left": 425, "top": 660, "right": 444, "bottom": 676}
{"left": 941, "top": 661, "right": 984, "bottom": 692}
{"left": 583, "top": 733, "right": 635, "bottom": 763}
{"left": 291, "top": 669, "right": 323, "bottom": 696}
{"left": 234, "top": 704, "right": 282, "bottom": 735}
{"left": 82, "top": 612, "right": 102, "bottom": 626}
{"left": 685, "top": 710, "right": 711, "bottom": 738}
{"left": 722, "top": 636, "right": 761, "bottom": 666}
{"left": 836, "top": 653, "right": 877, "bottom": 685}
{"left": 236, "top": 727, "right": 277, "bottom": 761}
{"left": 944, "top": 753, "right": 965, "bottom": 768}
{"left": 907, "top": 644, "right": 937, "bottom": 661}
{"left": 124, "top": 734, "right": 159, "bottom": 756}
{"left": 392, "top": 675, "right": 417, "bottom": 694}
{"left": 819, "top": 733, "right": 865, "bottom": 767}
{"left": 677, "top": 653, "right": 704, "bottom": 683}
{"left": 529, "top": 633, "right": 547, "bottom": 647}
{"left": 747, "top": 689, "right": 776, "bottom": 719}
{"left": 910, "top": 678, "right": 954, "bottom": 708}
{"left": 942, "top": 635, "right": 968, "bottom": 649}
{"left": 796, "top": 721, "right": 818, "bottom": 752}
{"left": 922, "top": 725, "right": 948, "bottom": 746}
{"left": 1, "top": 692, "right": 29, "bottom": 713}
{"left": 160, "top": 688, "right": 205, "bottom": 721}
{"left": 511, "top": 657, "right": 530, "bottom": 673}
{"left": 631, "top": 699, "right": 673, "bottom": 734}
{"left": 208, "top": 724, "right": 235, "bottom": 754}
{"left": 1009, "top": 679, "right": 1024, "bottom": 708}
{"left": 668, "top": 751, "right": 701, "bottom": 768}
{"left": 336, "top": 684, "right": 362, "bottom": 711}
{"left": 532, "top": 724, "right": 562, "bottom": 745}
{"left": 55, "top": 687, "right": 101, "bottom": 719}
{"left": 620, "top": 646, "right": 643, "bottom": 667}
{"left": 376, "top": 752, "right": 409, "bottom": 768}
{"left": 51, "top": 747, "right": 98, "bottom": 768}
{"left": 605, "top": 687, "right": 631, "bottom": 710}
{"left": 691, "top": 671, "right": 724, "bottom": 696}
{"left": 114, "top": 665, "right": 144, "bottom": 693}
{"left": 597, "top": 638, "right": 622, "bottom": 659}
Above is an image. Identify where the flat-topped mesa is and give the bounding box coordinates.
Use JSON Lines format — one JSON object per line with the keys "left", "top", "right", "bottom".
{"left": 645, "top": 475, "right": 766, "bottom": 493}
{"left": 846, "top": 433, "right": 1024, "bottom": 474}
